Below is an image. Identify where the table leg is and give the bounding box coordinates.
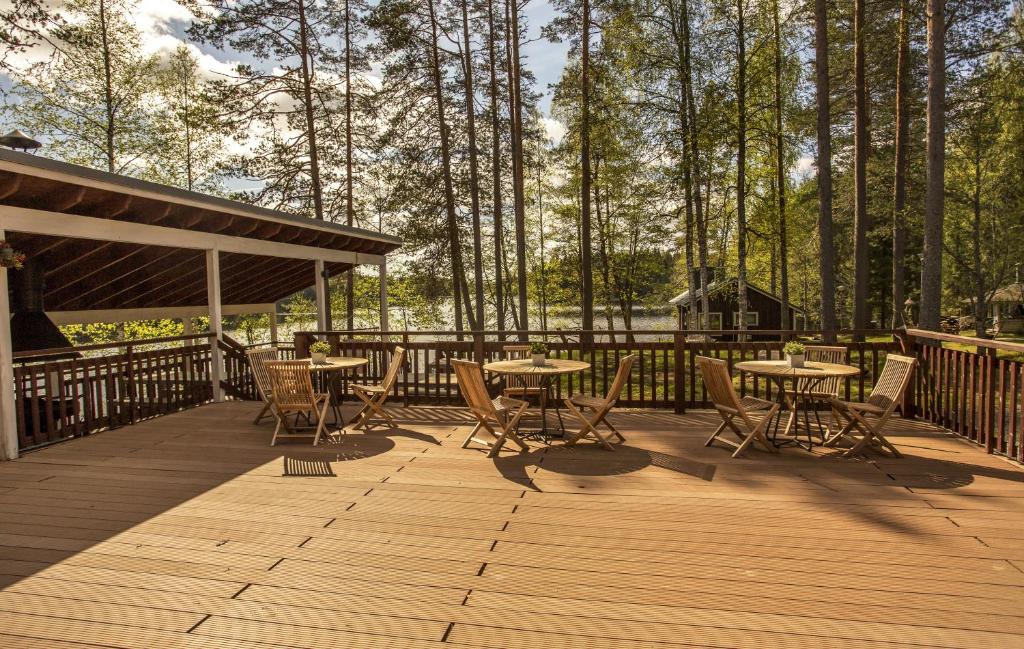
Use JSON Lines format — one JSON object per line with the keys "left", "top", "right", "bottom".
{"left": 327, "top": 372, "right": 345, "bottom": 428}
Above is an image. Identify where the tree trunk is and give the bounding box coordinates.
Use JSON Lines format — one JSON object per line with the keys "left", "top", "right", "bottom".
{"left": 98, "top": 0, "right": 115, "bottom": 172}
{"left": 852, "top": 0, "right": 870, "bottom": 332}
{"left": 507, "top": 0, "right": 528, "bottom": 338}
{"left": 814, "top": 0, "right": 837, "bottom": 333}
{"left": 487, "top": 0, "right": 504, "bottom": 334}
{"left": 973, "top": 145, "right": 986, "bottom": 338}
{"left": 297, "top": 0, "right": 324, "bottom": 222}
{"left": 594, "top": 158, "right": 616, "bottom": 342}
{"left": 736, "top": 0, "right": 748, "bottom": 337}
{"left": 461, "top": 0, "right": 485, "bottom": 331}
{"left": 921, "top": 0, "right": 945, "bottom": 331}
{"left": 580, "top": 0, "right": 595, "bottom": 339}
{"left": 344, "top": 0, "right": 355, "bottom": 330}
{"left": 428, "top": 0, "right": 468, "bottom": 335}
{"left": 892, "top": 0, "right": 909, "bottom": 328}
{"left": 772, "top": 0, "right": 789, "bottom": 330}
{"left": 670, "top": 0, "right": 696, "bottom": 330}
{"left": 681, "top": 0, "right": 710, "bottom": 327}
{"left": 536, "top": 142, "right": 549, "bottom": 331}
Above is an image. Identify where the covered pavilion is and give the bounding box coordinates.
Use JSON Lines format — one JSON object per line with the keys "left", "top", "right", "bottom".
{"left": 0, "top": 148, "right": 401, "bottom": 459}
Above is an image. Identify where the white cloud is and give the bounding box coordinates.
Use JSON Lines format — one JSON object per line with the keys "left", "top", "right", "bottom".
{"left": 794, "top": 156, "right": 815, "bottom": 178}
{"left": 541, "top": 117, "right": 566, "bottom": 144}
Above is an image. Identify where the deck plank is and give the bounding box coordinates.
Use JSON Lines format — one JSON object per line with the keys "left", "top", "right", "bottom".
{"left": 1, "top": 401, "right": 1023, "bottom": 648}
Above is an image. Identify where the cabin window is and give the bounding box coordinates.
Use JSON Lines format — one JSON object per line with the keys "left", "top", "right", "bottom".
{"left": 733, "top": 311, "right": 759, "bottom": 327}
{"left": 701, "top": 312, "right": 723, "bottom": 329}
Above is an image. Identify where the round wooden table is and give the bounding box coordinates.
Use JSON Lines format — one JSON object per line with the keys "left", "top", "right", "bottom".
{"left": 483, "top": 358, "right": 591, "bottom": 438}
{"left": 734, "top": 360, "right": 861, "bottom": 449}
{"left": 307, "top": 356, "right": 369, "bottom": 426}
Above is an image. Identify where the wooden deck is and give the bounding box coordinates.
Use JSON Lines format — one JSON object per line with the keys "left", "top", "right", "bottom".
{"left": 1, "top": 402, "right": 1024, "bottom": 648}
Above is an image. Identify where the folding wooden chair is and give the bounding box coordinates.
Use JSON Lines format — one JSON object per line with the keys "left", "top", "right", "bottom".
{"left": 698, "top": 356, "right": 780, "bottom": 458}
{"left": 350, "top": 346, "right": 406, "bottom": 430}
{"left": 825, "top": 354, "right": 916, "bottom": 457}
{"left": 501, "top": 345, "right": 547, "bottom": 407}
{"left": 787, "top": 345, "right": 847, "bottom": 438}
{"left": 265, "top": 360, "right": 331, "bottom": 446}
{"left": 562, "top": 354, "right": 636, "bottom": 451}
{"left": 453, "top": 359, "right": 530, "bottom": 458}
{"left": 246, "top": 347, "right": 278, "bottom": 425}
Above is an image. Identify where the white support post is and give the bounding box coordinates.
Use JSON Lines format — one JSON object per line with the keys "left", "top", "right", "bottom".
{"left": 315, "top": 259, "right": 328, "bottom": 333}
{"left": 379, "top": 260, "right": 389, "bottom": 333}
{"left": 269, "top": 310, "right": 279, "bottom": 345}
{"left": 206, "top": 249, "right": 224, "bottom": 402}
{"left": 0, "top": 229, "right": 18, "bottom": 460}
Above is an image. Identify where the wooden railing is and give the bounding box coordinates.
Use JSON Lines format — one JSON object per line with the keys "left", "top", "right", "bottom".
{"left": 291, "top": 330, "right": 900, "bottom": 411}
{"left": 15, "top": 326, "right": 1018, "bottom": 464}
{"left": 218, "top": 338, "right": 295, "bottom": 400}
{"left": 12, "top": 333, "right": 214, "bottom": 451}
{"left": 904, "top": 329, "right": 1024, "bottom": 462}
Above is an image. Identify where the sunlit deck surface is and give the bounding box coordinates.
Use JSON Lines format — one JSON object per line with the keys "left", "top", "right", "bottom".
{"left": 2, "top": 402, "right": 1024, "bottom": 648}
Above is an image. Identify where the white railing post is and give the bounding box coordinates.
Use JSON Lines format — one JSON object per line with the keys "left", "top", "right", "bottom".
{"left": 206, "top": 248, "right": 224, "bottom": 402}
{"left": 315, "top": 259, "right": 328, "bottom": 334}
{"left": 379, "top": 259, "right": 389, "bottom": 333}
{"left": 0, "top": 228, "right": 17, "bottom": 460}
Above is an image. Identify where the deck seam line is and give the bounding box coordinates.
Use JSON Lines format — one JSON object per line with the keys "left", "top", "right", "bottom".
{"left": 230, "top": 583, "right": 251, "bottom": 598}
{"left": 185, "top": 613, "right": 211, "bottom": 633}
{"left": 440, "top": 621, "right": 455, "bottom": 642}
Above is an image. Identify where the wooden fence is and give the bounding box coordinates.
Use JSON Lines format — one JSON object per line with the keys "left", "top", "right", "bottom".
{"left": 289, "top": 329, "right": 900, "bottom": 411}
{"left": 12, "top": 327, "right": 1021, "bottom": 465}
{"left": 906, "top": 329, "right": 1024, "bottom": 462}
{"left": 12, "top": 333, "right": 214, "bottom": 451}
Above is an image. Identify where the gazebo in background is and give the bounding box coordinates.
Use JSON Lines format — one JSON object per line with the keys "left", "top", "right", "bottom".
{"left": 0, "top": 149, "right": 401, "bottom": 460}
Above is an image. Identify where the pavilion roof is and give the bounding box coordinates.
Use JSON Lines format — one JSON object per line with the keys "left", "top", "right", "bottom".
{"left": 0, "top": 150, "right": 400, "bottom": 312}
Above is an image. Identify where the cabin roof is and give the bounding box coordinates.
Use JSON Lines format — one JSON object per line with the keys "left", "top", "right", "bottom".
{"left": 669, "top": 277, "right": 803, "bottom": 312}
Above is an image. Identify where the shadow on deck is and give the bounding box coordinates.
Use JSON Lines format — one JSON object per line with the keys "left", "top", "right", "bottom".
{"left": 1, "top": 401, "right": 1023, "bottom": 648}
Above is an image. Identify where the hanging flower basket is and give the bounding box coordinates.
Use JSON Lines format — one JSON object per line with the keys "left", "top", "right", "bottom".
{"left": 0, "top": 241, "right": 26, "bottom": 270}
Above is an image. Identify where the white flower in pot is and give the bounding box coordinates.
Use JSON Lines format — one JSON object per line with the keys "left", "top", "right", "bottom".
{"left": 309, "top": 341, "right": 331, "bottom": 364}
{"left": 783, "top": 341, "right": 806, "bottom": 368}
{"left": 529, "top": 341, "right": 548, "bottom": 366}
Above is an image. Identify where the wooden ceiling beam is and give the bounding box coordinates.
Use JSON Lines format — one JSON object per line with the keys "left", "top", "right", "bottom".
{"left": 92, "top": 251, "right": 206, "bottom": 311}
{"left": 229, "top": 263, "right": 314, "bottom": 305}
{"left": 52, "top": 186, "right": 87, "bottom": 212}
{"left": 0, "top": 173, "right": 23, "bottom": 200}
{"left": 219, "top": 256, "right": 298, "bottom": 295}
{"left": 48, "top": 246, "right": 184, "bottom": 310}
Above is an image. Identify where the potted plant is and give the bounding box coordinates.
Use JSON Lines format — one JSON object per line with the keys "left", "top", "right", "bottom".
{"left": 783, "top": 340, "right": 806, "bottom": 368}
{"left": 0, "top": 241, "right": 26, "bottom": 270}
{"left": 529, "top": 341, "right": 548, "bottom": 366}
{"left": 309, "top": 340, "right": 331, "bottom": 364}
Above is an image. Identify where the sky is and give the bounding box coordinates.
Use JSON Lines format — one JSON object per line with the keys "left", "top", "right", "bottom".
{"left": 0, "top": 0, "right": 571, "bottom": 141}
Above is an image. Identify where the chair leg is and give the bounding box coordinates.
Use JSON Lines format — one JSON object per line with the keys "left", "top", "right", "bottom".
{"left": 254, "top": 401, "right": 272, "bottom": 424}
{"left": 312, "top": 398, "right": 331, "bottom": 446}
{"left": 705, "top": 418, "right": 729, "bottom": 447}
{"left": 270, "top": 417, "right": 283, "bottom": 446}
{"left": 462, "top": 421, "right": 485, "bottom": 448}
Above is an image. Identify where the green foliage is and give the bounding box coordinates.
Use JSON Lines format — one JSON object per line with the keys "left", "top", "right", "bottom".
{"left": 4, "top": 0, "right": 162, "bottom": 175}
{"left": 309, "top": 340, "right": 331, "bottom": 354}
{"left": 529, "top": 341, "right": 548, "bottom": 354}
{"left": 783, "top": 341, "right": 805, "bottom": 356}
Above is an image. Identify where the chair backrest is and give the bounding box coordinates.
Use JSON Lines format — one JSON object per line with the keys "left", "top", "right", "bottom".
{"left": 380, "top": 346, "right": 406, "bottom": 393}
{"left": 697, "top": 356, "right": 742, "bottom": 413}
{"left": 246, "top": 347, "right": 279, "bottom": 400}
{"left": 865, "top": 354, "right": 916, "bottom": 415}
{"left": 603, "top": 354, "right": 637, "bottom": 405}
{"left": 798, "top": 345, "right": 847, "bottom": 396}
{"left": 503, "top": 345, "right": 530, "bottom": 359}
{"left": 452, "top": 359, "right": 496, "bottom": 418}
{"left": 502, "top": 344, "right": 543, "bottom": 388}
{"left": 266, "top": 361, "right": 316, "bottom": 411}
